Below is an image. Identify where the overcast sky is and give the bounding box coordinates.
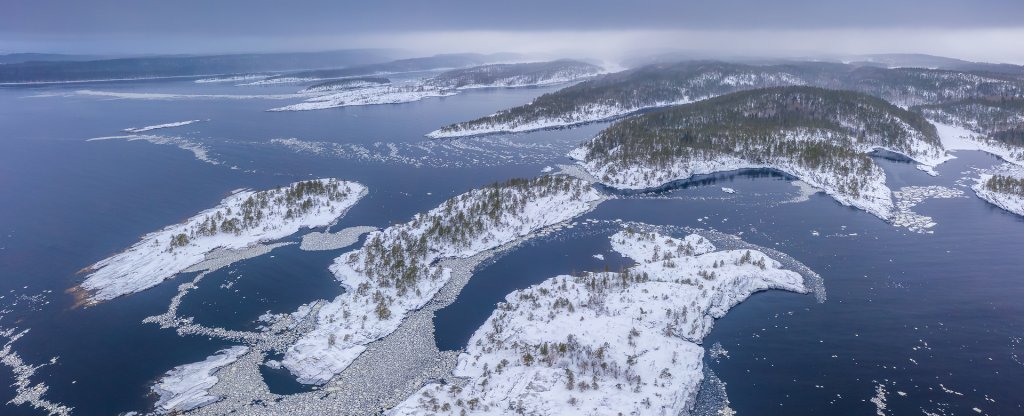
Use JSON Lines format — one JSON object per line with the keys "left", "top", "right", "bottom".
{"left": 3, "top": 0, "right": 1023, "bottom": 63}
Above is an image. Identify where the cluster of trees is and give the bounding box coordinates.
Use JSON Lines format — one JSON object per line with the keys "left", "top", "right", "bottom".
{"left": 916, "top": 97, "right": 1024, "bottom": 149}
{"left": 582, "top": 87, "right": 928, "bottom": 198}
{"left": 300, "top": 77, "right": 391, "bottom": 93}
{"left": 350, "top": 175, "right": 591, "bottom": 299}
{"left": 425, "top": 59, "right": 601, "bottom": 89}
{"left": 167, "top": 179, "right": 353, "bottom": 251}
{"left": 434, "top": 60, "right": 1024, "bottom": 135}
{"left": 985, "top": 175, "right": 1024, "bottom": 197}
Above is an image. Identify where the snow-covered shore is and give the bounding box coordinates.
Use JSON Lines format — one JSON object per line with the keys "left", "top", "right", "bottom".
{"left": 972, "top": 165, "right": 1024, "bottom": 216}
{"left": 426, "top": 101, "right": 689, "bottom": 139}
{"left": 570, "top": 129, "right": 902, "bottom": 220}
{"left": 281, "top": 176, "right": 604, "bottom": 385}
{"left": 931, "top": 120, "right": 1024, "bottom": 166}
{"left": 152, "top": 346, "right": 249, "bottom": 413}
{"left": 76, "top": 179, "right": 366, "bottom": 304}
{"left": 389, "top": 229, "right": 807, "bottom": 415}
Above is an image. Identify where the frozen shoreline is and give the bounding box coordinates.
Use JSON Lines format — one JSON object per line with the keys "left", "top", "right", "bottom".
{"left": 931, "top": 120, "right": 1024, "bottom": 167}
{"left": 570, "top": 141, "right": 898, "bottom": 221}
{"left": 973, "top": 167, "right": 1024, "bottom": 217}
{"left": 76, "top": 179, "right": 367, "bottom": 304}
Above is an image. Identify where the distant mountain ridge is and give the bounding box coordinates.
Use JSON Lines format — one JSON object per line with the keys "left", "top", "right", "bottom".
{"left": 0, "top": 49, "right": 402, "bottom": 84}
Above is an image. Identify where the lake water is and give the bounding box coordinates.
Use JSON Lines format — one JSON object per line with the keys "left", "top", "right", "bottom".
{"left": 0, "top": 78, "right": 1021, "bottom": 415}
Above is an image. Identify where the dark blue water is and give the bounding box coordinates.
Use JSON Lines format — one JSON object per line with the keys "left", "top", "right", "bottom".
{"left": 1, "top": 78, "right": 1022, "bottom": 415}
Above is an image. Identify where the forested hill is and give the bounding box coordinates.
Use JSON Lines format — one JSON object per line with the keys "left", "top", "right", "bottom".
{"left": 915, "top": 97, "right": 1024, "bottom": 147}
{"left": 430, "top": 60, "right": 1024, "bottom": 137}
{"left": 582, "top": 86, "right": 942, "bottom": 164}
{"left": 429, "top": 61, "right": 805, "bottom": 137}
{"left": 424, "top": 59, "right": 602, "bottom": 89}
{"left": 572, "top": 87, "right": 949, "bottom": 219}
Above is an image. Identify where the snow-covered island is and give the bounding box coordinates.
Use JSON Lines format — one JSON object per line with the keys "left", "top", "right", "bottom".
{"left": 281, "top": 175, "right": 604, "bottom": 385}
{"left": 570, "top": 87, "right": 949, "bottom": 220}
{"left": 388, "top": 228, "right": 808, "bottom": 415}
{"left": 267, "top": 83, "right": 456, "bottom": 111}
{"left": 152, "top": 346, "right": 249, "bottom": 413}
{"left": 75, "top": 179, "right": 367, "bottom": 304}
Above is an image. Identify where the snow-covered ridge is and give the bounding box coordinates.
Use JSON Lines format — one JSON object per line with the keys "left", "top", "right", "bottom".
{"left": 389, "top": 228, "right": 808, "bottom": 415}
{"left": 75, "top": 179, "right": 367, "bottom": 304}
{"left": 123, "top": 119, "right": 202, "bottom": 133}
{"left": 152, "top": 346, "right": 248, "bottom": 413}
{"left": 427, "top": 68, "right": 805, "bottom": 138}
{"left": 426, "top": 100, "right": 690, "bottom": 139}
{"left": 282, "top": 175, "right": 604, "bottom": 385}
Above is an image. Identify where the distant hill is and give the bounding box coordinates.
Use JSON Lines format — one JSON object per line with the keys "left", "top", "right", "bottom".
{"left": 0, "top": 49, "right": 401, "bottom": 84}
{"left": 0, "top": 53, "right": 111, "bottom": 64}
{"left": 571, "top": 86, "right": 948, "bottom": 219}
{"left": 848, "top": 53, "right": 1024, "bottom": 77}
{"left": 430, "top": 60, "right": 1024, "bottom": 137}
{"left": 257, "top": 53, "right": 523, "bottom": 82}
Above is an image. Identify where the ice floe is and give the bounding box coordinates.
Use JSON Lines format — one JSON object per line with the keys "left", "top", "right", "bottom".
{"left": 152, "top": 346, "right": 249, "bottom": 413}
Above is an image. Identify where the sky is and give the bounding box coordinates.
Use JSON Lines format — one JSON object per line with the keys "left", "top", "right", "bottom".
{"left": 3, "top": 0, "right": 1024, "bottom": 63}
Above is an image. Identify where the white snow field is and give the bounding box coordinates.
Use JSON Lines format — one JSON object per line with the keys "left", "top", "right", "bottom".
{"left": 389, "top": 229, "right": 807, "bottom": 415}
